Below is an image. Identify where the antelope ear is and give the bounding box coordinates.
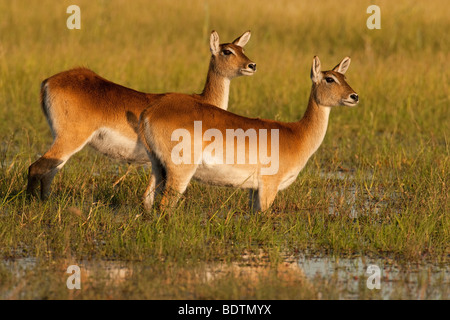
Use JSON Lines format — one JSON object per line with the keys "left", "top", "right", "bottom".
{"left": 310, "top": 56, "right": 322, "bottom": 83}
{"left": 232, "top": 30, "right": 251, "bottom": 47}
{"left": 210, "top": 30, "right": 220, "bottom": 55}
{"left": 332, "top": 57, "right": 351, "bottom": 74}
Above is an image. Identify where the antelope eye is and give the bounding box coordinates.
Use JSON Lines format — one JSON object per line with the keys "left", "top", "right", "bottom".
{"left": 325, "top": 77, "right": 335, "bottom": 83}
{"left": 222, "top": 49, "right": 232, "bottom": 55}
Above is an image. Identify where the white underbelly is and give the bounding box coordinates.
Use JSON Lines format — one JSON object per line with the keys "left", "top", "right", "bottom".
{"left": 88, "top": 128, "right": 150, "bottom": 164}
{"left": 277, "top": 163, "right": 306, "bottom": 191}
{"left": 278, "top": 172, "right": 299, "bottom": 190}
{"left": 193, "top": 163, "right": 259, "bottom": 189}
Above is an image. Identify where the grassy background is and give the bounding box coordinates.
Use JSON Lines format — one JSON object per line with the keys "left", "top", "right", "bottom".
{"left": 0, "top": 0, "right": 448, "bottom": 299}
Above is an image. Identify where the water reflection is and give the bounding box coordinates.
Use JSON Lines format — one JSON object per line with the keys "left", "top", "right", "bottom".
{"left": 298, "top": 254, "right": 449, "bottom": 299}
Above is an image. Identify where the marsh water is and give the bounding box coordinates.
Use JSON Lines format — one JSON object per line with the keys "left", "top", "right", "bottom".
{"left": 1, "top": 170, "right": 447, "bottom": 299}
{"left": 298, "top": 254, "right": 448, "bottom": 299}
{"left": 2, "top": 253, "right": 448, "bottom": 299}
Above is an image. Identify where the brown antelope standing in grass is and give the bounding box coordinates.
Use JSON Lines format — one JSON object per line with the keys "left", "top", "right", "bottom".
{"left": 138, "top": 56, "right": 359, "bottom": 212}
{"left": 27, "top": 30, "right": 256, "bottom": 200}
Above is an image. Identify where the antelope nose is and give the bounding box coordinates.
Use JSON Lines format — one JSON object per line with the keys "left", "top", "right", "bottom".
{"left": 350, "top": 94, "right": 359, "bottom": 102}
{"left": 248, "top": 63, "right": 257, "bottom": 71}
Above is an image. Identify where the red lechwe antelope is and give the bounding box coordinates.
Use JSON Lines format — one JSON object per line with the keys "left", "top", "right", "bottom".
{"left": 138, "top": 56, "right": 359, "bottom": 212}
{"left": 27, "top": 31, "right": 256, "bottom": 199}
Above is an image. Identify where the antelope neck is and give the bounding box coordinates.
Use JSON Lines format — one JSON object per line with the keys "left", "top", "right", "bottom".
{"left": 293, "top": 93, "right": 331, "bottom": 158}
{"left": 200, "top": 67, "right": 230, "bottom": 110}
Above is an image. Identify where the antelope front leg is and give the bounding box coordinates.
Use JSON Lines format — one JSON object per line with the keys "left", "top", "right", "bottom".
{"left": 248, "top": 189, "right": 260, "bottom": 212}
{"left": 256, "top": 184, "right": 278, "bottom": 212}
{"left": 142, "top": 173, "right": 164, "bottom": 212}
{"left": 142, "top": 160, "right": 166, "bottom": 212}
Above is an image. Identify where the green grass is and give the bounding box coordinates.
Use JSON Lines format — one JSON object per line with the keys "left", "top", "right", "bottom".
{"left": 0, "top": 0, "right": 449, "bottom": 299}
